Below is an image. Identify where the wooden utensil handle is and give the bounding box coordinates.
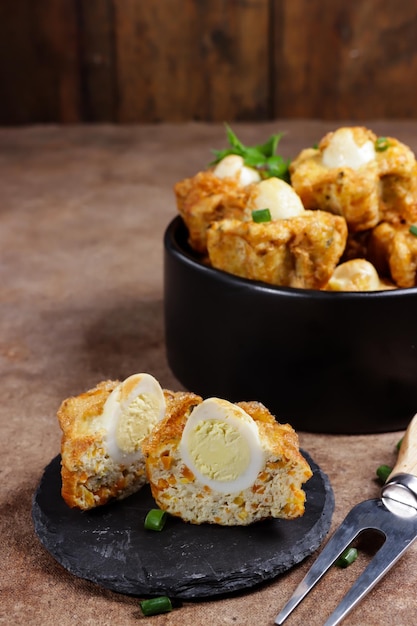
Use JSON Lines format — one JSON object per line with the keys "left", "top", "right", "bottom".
{"left": 390, "top": 413, "right": 417, "bottom": 479}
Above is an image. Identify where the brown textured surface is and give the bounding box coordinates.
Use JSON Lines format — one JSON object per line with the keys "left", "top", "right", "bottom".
{"left": 1, "top": 121, "right": 417, "bottom": 625}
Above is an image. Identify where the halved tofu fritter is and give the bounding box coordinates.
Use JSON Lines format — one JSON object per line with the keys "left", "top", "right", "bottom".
{"left": 58, "top": 376, "right": 187, "bottom": 510}
{"left": 143, "top": 396, "right": 312, "bottom": 526}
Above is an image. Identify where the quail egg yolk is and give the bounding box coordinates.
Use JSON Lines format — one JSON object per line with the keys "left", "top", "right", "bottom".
{"left": 322, "top": 127, "right": 375, "bottom": 170}
{"left": 186, "top": 419, "right": 251, "bottom": 482}
{"left": 100, "top": 373, "right": 166, "bottom": 464}
{"left": 116, "top": 392, "right": 162, "bottom": 453}
{"left": 180, "top": 397, "right": 265, "bottom": 493}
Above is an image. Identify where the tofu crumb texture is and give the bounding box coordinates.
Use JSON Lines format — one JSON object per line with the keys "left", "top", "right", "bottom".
{"left": 143, "top": 396, "right": 313, "bottom": 525}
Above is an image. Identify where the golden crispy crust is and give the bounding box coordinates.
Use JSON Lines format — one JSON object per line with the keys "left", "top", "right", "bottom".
{"left": 141, "top": 391, "right": 203, "bottom": 456}
{"left": 57, "top": 379, "right": 116, "bottom": 440}
{"left": 236, "top": 400, "right": 308, "bottom": 466}
{"left": 375, "top": 136, "right": 417, "bottom": 178}
{"left": 174, "top": 170, "right": 254, "bottom": 254}
{"left": 206, "top": 211, "right": 347, "bottom": 290}
{"left": 58, "top": 380, "right": 120, "bottom": 509}
{"left": 368, "top": 222, "right": 417, "bottom": 287}
{"left": 379, "top": 164, "right": 417, "bottom": 226}
{"left": 143, "top": 397, "right": 312, "bottom": 525}
{"left": 290, "top": 149, "right": 380, "bottom": 232}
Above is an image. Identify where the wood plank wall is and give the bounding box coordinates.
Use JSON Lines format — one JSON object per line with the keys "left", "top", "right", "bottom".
{"left": 1, "top": 0, "right": 416, "bottom": 125}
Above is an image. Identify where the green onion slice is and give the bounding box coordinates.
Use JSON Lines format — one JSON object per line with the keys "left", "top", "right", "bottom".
{"left": 409, "top": 225, "right": 417, "bottom": 237}
{"left": 375, "top": 137, "right": 390, "bottom": 152}
{"left": 140, "top": 596, "right": 173, "bottom": 616}
{"left": 144, "top": 508, "right": 167, "bottom": 531}
{"left": 376, "top": 464, "right": 392, "bottom": 484}
{"left": 335, "top": 547, "right": 358, "bottom": 568}
{"left": 396, "top": 436, "right": 403, "bottom": 451}
{"left": 252, "top": 208, "right": 272, "bottom": 223}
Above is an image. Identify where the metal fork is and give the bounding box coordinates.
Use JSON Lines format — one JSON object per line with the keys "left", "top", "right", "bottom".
{"left": 275, "top": 414, "right": 417, "bottom": 625}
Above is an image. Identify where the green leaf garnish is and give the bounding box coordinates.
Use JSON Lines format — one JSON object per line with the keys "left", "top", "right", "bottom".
{"left": 225, "top": 123, "right": 245, "bottom": 152}
{"left": 210, "top": 124, "right": 290, "bottom": 181}
{"left": 241, "top": 146, "right": 268, "bottom": 168}
{"left": 254, "top": 133, "right": 283, "bottom": 158}
{"left": 264, "top": 155, "right": 291, "bottom": 181}
{"left": 409, "top": 224, "right": 417, "bottom": 237}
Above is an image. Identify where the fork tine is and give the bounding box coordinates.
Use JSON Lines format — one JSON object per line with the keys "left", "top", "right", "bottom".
{"left": 274, "top": 503, "right": 366, "bottom": 625}
{"left": 323, "top": 532, "right": 417, "bottom": 626}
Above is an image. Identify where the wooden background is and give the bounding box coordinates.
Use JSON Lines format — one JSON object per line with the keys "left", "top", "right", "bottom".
{"left": 1, "top": 0, "right": 416, "bottom": 125}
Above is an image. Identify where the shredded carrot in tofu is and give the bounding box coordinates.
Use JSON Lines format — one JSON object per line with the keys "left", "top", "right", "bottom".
{"left": 161, "top": 454, "right": 173, "bottom": 470}
{"left": 157, "top": 478, "right": 169, "bottom": 490}
{"left": 181, "top": 465, "right": 195, "bottom": 481}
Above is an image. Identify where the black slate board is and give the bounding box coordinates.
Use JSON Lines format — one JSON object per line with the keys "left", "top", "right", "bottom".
{"left": 32, "top": 452, "right": 334, "bottom": 599}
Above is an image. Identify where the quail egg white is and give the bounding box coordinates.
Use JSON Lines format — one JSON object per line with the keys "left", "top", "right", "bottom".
{"left": 325, "top": 258, "right": 382, "bottom": 291}
{"left": 322, "top": 127, "right": 375, "bottom": 170}
{"left": 99, "top": 373, "right": 166, "bottom": 465}
{"left": 179, "top": 397, "right": 266, "bottom": 493}
{"left": 213, "top": 154, "right": 261, "bottom": 186}
{"left": 246, "top": 177, "right": 305, "bottom": 221}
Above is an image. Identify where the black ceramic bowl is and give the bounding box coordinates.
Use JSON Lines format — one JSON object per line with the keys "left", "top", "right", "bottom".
{"left": 164, "top": 215, "right": 417, "bottom": 434}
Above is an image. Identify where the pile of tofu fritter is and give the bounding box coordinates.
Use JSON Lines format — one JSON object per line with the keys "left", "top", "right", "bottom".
{"left": 174, "top": 127, "right": 417, "bottom": 291}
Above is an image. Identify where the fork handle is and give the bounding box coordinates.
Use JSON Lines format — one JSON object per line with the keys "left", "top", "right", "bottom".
{"left": 389, "top": 413, "right": 417, "bottom": 479}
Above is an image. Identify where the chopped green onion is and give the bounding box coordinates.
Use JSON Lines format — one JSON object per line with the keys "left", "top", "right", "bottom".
{"left": 409, "top": 225, "right": 417, "bottom": 237}
{"left": 140, "top": 596, "right": 172, "bottom": 616}
{"left": 252, "top": 208, "right": 272, "bottom": 223}
{"left": 396, "top": 436, "right": 403, "bottom": 451}
{"left": 335, "top": 547, "right": 358, "bottom": 568}
{"left": 375, "top": 137, "right": 390, "bottom": 152}
{"left": 144, "top": 508, "right": 167, "bottom": 531}
{"left": 376, "top": 464, "right": 392, "bottom": 483}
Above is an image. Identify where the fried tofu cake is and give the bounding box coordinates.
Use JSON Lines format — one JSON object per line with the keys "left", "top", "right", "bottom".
{"left": 206, "top": 210, "right": 347, "bottom": 289}
{"left": 368, "top": 222, "right": 417, "bottom": 288}
{"left": 143, "top": 396, "right": 312, "bottom": 526}
{"left": 379, "top": 163, "right": 417, "bottom": 226}
{"left": 174, "top": 155, "right": 261, "bottom": 254}
{"left": 290, "top": 127, "right": 417, "bottom": 233}
{"left": 58, "top": 373, "right": 168, "bottom": 510}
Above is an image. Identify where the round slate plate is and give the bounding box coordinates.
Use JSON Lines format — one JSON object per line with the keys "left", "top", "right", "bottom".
{"left": 32, "top": 452, "right": 334, "bottom": 600}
